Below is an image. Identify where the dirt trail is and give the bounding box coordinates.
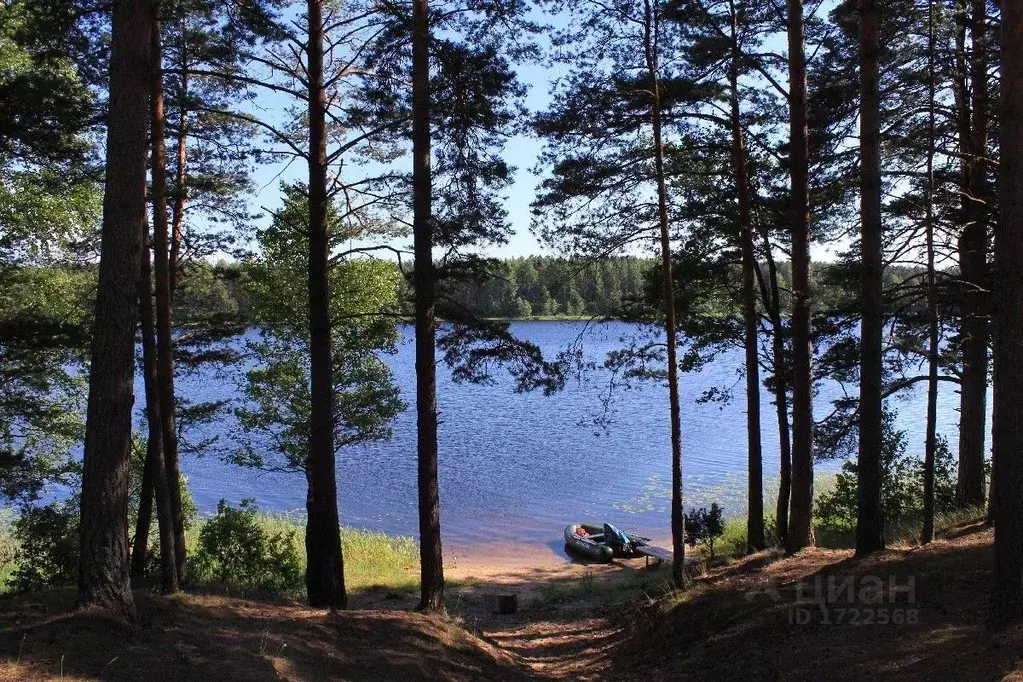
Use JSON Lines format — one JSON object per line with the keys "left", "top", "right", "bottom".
{"left": 440, "top": 558, "right": 665, "bottom": 680}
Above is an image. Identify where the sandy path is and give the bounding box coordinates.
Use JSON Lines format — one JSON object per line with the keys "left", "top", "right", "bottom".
{"left": 441, "top": 553, "right": 665, "bottom": 680}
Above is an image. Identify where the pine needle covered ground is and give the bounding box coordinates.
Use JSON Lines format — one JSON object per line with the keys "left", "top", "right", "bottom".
{"left": 1, "top": 523, "right": 1021, "bottom": 681}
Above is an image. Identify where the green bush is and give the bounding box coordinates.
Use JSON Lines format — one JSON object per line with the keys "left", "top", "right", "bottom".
{"left": 816, "top": 417, "right": 958, "bottom": 532}
{"left": 192, "top": 499, "right": 303, "bottom": 593}
{"left": 9, "top": 499, "right": 79, "bottom": 592}
{"left": 684, "top": 502, "right": 725, "bottom": 559}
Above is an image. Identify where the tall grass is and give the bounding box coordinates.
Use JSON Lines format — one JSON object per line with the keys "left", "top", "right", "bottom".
{"left": 0, "top": 509, "right": 420, "bottom": 596}
{"left": 341, "top": 527, "right": 419, "bottom": 594}
{"left": 191, "top": 512, "right": 420, "bottom": 595}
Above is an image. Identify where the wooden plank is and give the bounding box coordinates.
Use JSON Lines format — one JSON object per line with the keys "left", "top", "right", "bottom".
{"left": 635, "top": 546, "right": 705, "bottom": 575}
{"left": 635, "top": 545, "right": 673, "bottom": 563}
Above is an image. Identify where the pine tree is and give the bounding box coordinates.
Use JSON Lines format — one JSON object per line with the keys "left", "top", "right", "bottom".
{"left": 785, "top": 0, "right": 814, "bottom": 553}
{"left": 76, "top": 0, "right": 151, "bottom": 619}
{"left": 855, "top": 0, "right": 885, "bottom": 556}
{"left": 989, "top": 0, "right": 1023, "bottom": 630}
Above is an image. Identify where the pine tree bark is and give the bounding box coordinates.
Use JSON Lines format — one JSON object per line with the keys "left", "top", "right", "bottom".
{"left": 956, "top": 0, "right": 988, "bottom": 510}
{"left": 169, "top": 37, "right": 188, "bottom": 298}
{"left": 131, "top": 431, "right": 155, "bottom": 583}
{"left": 921, "top": 0, "right": 938, "bottom": 545}
{"left": 855, "top": 0, "right": 884, "bottom": 556}
{"left": 989, "top": 0, "right": 1023, "bottom": 630}
{"left": 785, "top": 0, "right": 814, "bottom": 553}
{"left": 728, "top": 2, "right": 763, "bottom": 552}
{"left": 759, "top": 226, "right": 791, "bottom": 546}
{"left": 413, "top": 0, "right": 445, "bottom": 612}
{"left": 988, "top": 366, "right": 996, "bottom": 525}
{"left": 133, "top": 210, "right": 178, "bottom": 593}
{"left": 76, "top": 0, "right": 151, "bottom": 620}
{"left": 305, "top": 0, "right": 346, "bottom": 609}
{"left": 149, "top": 10, "right": 186, "bottom": 584}
{"left": 643, "top": 0, "right": 686, "bottom": 585}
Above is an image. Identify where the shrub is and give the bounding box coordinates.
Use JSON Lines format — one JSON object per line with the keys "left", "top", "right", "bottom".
{"left": 9, "top": 499, "right": 79, "bottom": 592}
{"left": 192, "top": 499, "right": 303, "bottom": 593}
{"left": 816, "top": 418, "right": 958, "bottom": 532}
{"left": 684, "top": 502, "right": 725, "bottom": 559}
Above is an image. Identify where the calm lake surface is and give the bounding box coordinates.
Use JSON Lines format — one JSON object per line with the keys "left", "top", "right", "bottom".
{"left": 169, "top": 321, "right": 970, "bottom": 554}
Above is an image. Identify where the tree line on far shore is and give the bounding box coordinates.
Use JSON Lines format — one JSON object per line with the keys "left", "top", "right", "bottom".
{"left": 15, "top": 256, "right": 954, "bottom": 327}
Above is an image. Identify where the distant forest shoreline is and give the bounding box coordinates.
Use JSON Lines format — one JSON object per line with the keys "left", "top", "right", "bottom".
{"left": 20, "top": 254, "right": 938, "bottom": 328}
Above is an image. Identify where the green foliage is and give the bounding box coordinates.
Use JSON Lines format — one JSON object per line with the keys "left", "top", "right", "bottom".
{"left": 816, "top": 418, "right": 958, "bottom": 532}
{"left": 174, "top": 261, "right": 250, "bottom": 325}
{"left": 0, "top": 0, "right": 94, "bottom": 166}
{"left": 0, "top": 8, "right": 96, "bottom": 508}
{"left": 233, "top": 183, "right": 404, "bottom": 473}
{"left": 8, "top": 499, "right": 79, "bottom": 592}
{"left": 684, "top": 502, "right": 726, "bottom": 559}
{"left": 0, "top": 267, "right": 91, "bottom": 503}
{"left": 0, "top": 435, "right": 197, "bottom": 593}
{"left": 440, "top": 256, "right": 652, "bottom": 319}
{"left": 0, "top": 3, "right": 97, "bottom": 498}
{"left": 192, "top": 499, "right": 303, "bottom": 593}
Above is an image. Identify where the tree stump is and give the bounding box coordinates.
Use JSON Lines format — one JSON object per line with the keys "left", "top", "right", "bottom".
{"left": 496, "top": 594, "right": 518, "bottom": 615}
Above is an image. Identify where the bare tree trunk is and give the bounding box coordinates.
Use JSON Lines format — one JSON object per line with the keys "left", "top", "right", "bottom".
{"left": 785, "top": 0, "right": 814, "bottom": 553}
{"left": 988, "top": 368, "right": 996, "bottom": 525}
{"left": 169, "top": 57, "right": 188, "bottom": 298}
{"left": 643, "top": 0, "right": 685, "bottom": 586}
{"left": 305, "top": 0, "right": 346, "bottom": 609}
{"left": 728, "top": 1, "right": 763, "bottom": 552}
{"left": 149, "top": 11, "right": 186, "bottom": 584}
{"left": 131, "top": 429, "right": 155, "bottom": 583}
{"left": 989, "top": 0, "right": 1023, "bottom": 630}
{"left": 77, "top": 0, "right": 151, "bottom": 620}
{"left": 759, "top": 226, "right": 791, "bottom": 546}
{"left": 855, "top": 0, "right": 884, "bottom": 557}
{"left": 413, "top": 0, "right": 444, "bottom": 612}
{"left": 133, "top": 209, "right": 178, "bottom": 593}
{"left": 956, "top": 0, "right": 988, "bottom": 510}
{"left": 922, "top": 0, "right": 938, "bottom": 545}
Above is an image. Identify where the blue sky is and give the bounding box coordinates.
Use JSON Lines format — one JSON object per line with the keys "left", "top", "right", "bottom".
{"left": 239, "top": 1, "right": 847, "bottom": 263}
{"left": 244, "top": 28, "right": 559, "bottom": 259}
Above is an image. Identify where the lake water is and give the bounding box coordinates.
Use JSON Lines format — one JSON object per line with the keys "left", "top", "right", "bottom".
{"left": 169, "top": 321, "right": 973, "bottom": 554}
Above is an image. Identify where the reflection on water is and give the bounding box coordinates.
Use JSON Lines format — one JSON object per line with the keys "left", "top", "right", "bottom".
{"left": 168, "top": 321, "right": 972, "bottom": 550}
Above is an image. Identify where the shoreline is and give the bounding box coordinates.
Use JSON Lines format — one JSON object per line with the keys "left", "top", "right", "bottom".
{"left": 441, "top": 532, "right": 676, "bottom": 581}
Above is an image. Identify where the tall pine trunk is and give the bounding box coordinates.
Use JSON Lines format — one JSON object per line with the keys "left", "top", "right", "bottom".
{"left": 131, "top": 412, "right": 155, "bottom": 582}
{"left": 785, "top": 0, "right": 814, "bottom": 553}
{"left": 149, "top": 12, "right": 186, "bottom": 584}
{"left": 921, "top": 0, "right": 938, "bottom": 545}
{"left": 855, "top": 0, "right": 884, "bottom": 556}
{"left": 643, "top": 0, "right": 685, "bottom": 585}
{"left": 956, "top": 0, "right": 988, "bottom": 510}
{"left": 413, "top": 0, "right": 444, "bottom": 612}
{"left": 759, "top": 226, "right": 791, "bottom": 546}
{"left": 728, "top": 3, "right": 763, "bottom": 552}
{"left": 77, "top": 0, "right": 151, "bottom": 619}
{"left": 169, "top": 33, "right": 188, "bottom": 298}
{"left": 169, "top": 118, "right": 187, "bottom": 296}
{"left": 989, "top": 0, "right": 1023, "bottom": 630}
{"left": 305, "top": 0, "right": 346, "bottom": 609}
{"left": 133, "top": 209, "right": 178, "bottom": 593}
